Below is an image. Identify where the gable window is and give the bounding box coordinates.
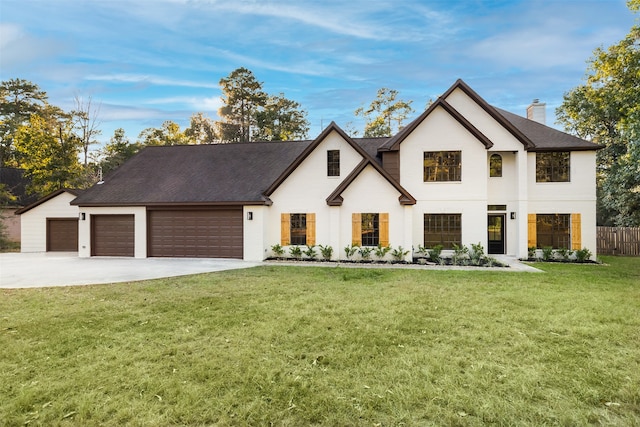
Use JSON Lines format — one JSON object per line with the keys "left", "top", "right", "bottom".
{"left": 327, "top": 150, "right": 340, "bottom": 177}
{"left": 424, "top": 214, "right": 461, "bottom": 249}
{"left": 281, "top": 213, "right": 316, "bottom": 246}
{"left": 424, "top": 151, "right": 461, "bottom": 182}
{"left": 535, "top": 214, "right": 570, "bottom": 249}
{"left": 352, "top": 213, "right": 389, "bottom": 247}
{"left": 536, "top": 152, "right": 570, "bottom": 182}
{"left": 489, "top": 154, "right": 502, "bottom": 177}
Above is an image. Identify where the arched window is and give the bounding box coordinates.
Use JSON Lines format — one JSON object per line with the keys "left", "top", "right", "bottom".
{"left": 489, "top": 154, "right": 502, "bottom": 177}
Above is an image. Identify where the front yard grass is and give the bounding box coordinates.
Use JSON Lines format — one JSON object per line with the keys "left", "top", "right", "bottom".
{"left": 1, "top": 256, "right": 639, "bottom": 426}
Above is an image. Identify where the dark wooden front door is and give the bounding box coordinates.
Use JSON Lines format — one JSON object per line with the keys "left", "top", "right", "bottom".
{"left": 488, "top": 214, "right": 505, "bottom": 255}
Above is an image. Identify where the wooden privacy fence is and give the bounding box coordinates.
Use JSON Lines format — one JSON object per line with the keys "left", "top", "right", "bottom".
{"left": 597, "top": 227, "right": 640, "bottom": 256}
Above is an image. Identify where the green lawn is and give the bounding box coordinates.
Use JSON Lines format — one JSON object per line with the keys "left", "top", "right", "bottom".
{"left": 1, "top": 257, "right": 639, "bottom": 426}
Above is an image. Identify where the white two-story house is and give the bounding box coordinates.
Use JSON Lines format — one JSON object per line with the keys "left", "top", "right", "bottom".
{"left": 18, "top": 79, "right": 600, "bottom": 261}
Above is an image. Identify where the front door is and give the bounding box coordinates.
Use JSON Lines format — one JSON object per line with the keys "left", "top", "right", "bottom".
{"left": 488, "top": 214, "right": 505, "bottom": 254}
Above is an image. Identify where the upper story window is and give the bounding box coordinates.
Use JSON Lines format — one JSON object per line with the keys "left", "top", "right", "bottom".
{"left": 489, "top": 154, "right": 502, "bottom": 177}
{"left": 424, "top": 151, "right": 461, "bottom": 182}
{"left": 536, "top": 152, "right": 570, "bottom": 182}
{"left": 327, "top": 150, "right": 340, "bottom": 177}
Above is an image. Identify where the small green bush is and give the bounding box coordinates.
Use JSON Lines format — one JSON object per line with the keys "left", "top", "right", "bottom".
{"left": 318, "top": 244, "right": 333, "bottom": 261}
{"left": 344, "top": 244, "right": 358, "bottom": 260}
{"left": 359, "top": 246, "right": 374, "bottom": 261}
{"left": 415, "top": 244, "right": 429, "bottom": 258}
{"left": 452, "top": 244, "right": 469, "bottom": 266}
{"left": 428, "top": 245, "right": 443, "bottom": 263}
{"left": 271, "top": 243, "right": 285, "bottom": 257}
{"left": 303, "top": 245, "right": 316, "bottom": 260}
{"left": 289, "top": 245, "right": 302, "bottom": 259}
{"left": 469, "top": 242, "right": 486, "bottom": 266}
{"left": 575, "top": 247, "right": 593, "bottom": 262}
{"left": 391, "top": 246, "right": 410, "bottom": 262}
{"left": 374, "top": 244, "right": 391, "bottom": 261}
{"left": 542, "top": 246, "right": 554, "bottom": 262}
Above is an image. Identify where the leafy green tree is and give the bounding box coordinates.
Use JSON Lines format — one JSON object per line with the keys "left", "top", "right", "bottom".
{"left": 556, "top": 1, "right": 639, "bottom": 226}
{"left": 254, "top": 94, "right": 309, "bottom": 141}
{"left": 97, "top": 128, "right": 141, "bottom": 177}
{"left": 0, "top": 78, "right": 48, "bottom": 167}
{"left": 355, "top": 88, "right": 414, "bottom": 137}
{"left": 185, "top": 112, "right": 217, "bottom": 144}
{"left": 14, "top": 109, "right": 83, "bottom": 196}
{"left": 216, "top": 67, "right": 267, "bottom": 142}
{"left": 138, "top": 120, "right": 190, "bottom": 146}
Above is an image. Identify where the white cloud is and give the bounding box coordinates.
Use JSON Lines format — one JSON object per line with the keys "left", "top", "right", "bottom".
{"left": 0, "top": 23, "right": 68, "bottom": 71}
{"left": 84, "top": 73, "right": 219, "bottom": 89}
{"left": 143, "top": 95, "right": 223, "bottom": 112}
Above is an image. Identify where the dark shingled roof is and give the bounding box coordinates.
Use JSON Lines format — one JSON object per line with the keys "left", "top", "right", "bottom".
{"left": 354, "top": 137, "right": 389, "bottom": 163}
{"left": 495, "top": 108, "right": 602, "bottom": 151}
{"left": 72, "top": 141, "right": 314, "bottom": 206}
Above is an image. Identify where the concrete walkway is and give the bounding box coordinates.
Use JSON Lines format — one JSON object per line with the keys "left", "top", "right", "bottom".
{"left": 0, "top": 252, "right": 260, "bottom": 289}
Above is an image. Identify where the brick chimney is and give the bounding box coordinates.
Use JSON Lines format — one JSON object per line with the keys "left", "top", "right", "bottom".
{"left": 526, "top": 99, "right": 546, "bottom": 125}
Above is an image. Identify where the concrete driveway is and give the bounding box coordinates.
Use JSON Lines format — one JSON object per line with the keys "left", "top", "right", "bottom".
{"left": 0, "top": 252, "right": 261, "bottom": 288}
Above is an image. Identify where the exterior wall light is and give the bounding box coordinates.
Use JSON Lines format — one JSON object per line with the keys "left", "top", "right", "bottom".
{"left": 247, "top": 212, "right": 253, "bottom": 220}
{"left": 510, "top": 212, "right": 516, "bottom": 220}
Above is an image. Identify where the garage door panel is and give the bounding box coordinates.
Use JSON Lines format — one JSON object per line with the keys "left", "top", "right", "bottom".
{"left": 92, "top": 215, "right": 135, "bottom": 257}
{"left": 47, "top": 218, "right": 78, "bottom": 251}
{"left": 148, "top": 209, "right": 243, "bottom": 258}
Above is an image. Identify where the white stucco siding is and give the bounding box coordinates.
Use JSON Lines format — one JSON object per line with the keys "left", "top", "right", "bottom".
{"left": 271, "top": 130, "right": 364, "bottom": 202}
{"left": 487, "top": 151, "right": 518, "bottom": 203}
{"left": 528, "top": 151, "right": 597, "bottom": 202}
{"left": 398, "top": 106, "right": 489, "bottom": 202}
{"left": 20, "top": 192, "right": 79, "bottom": 252}
{"left": 77, "top": 206, "right": 147, "bottom": 258}
{"left": 244, "top": 205, "right": 268, "bottom": 261}
{"left": 445, "top": 88, "right": 526, "bottom": 152}
{"left": 339, "top": 165, "right": 410, "bottom": 259}
{"left": 266, "top": 130, "right": 370, "bottom": 258}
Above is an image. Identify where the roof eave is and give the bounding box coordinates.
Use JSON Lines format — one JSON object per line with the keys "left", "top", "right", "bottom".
{"left": 16, "top": 188, "right": 82, "bottom": 215}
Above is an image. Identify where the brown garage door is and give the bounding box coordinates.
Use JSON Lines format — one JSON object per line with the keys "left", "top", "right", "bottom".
{"left": 148, "top": 208, "right": 243, "bottom": 258}
{"left": 47, "top": 218, "right": 78, "bottom": 251}
{"left": 91, "top": 215, "right": 135, "bottom": 257}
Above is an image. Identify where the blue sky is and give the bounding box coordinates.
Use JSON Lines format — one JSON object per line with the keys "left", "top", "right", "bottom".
{"left": 1, "top": 0, "right": 636, "bottom": 147}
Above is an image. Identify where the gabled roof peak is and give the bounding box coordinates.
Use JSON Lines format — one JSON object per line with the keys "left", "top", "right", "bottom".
{"left": 380, "top": 96, "right": 493, "bottom": 151}
{"left": 263, "top": 121, "right": 371, "bottom": 197}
